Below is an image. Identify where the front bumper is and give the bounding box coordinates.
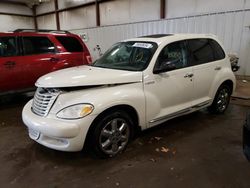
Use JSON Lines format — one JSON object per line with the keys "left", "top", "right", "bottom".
{"left": 22, "top": 100, "right": 96, "bottom": 152}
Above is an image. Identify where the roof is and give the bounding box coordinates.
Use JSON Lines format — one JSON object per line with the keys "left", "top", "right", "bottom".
{"left": 125, "top": 33, "right": 218, "bottom": 45}
{"left": 138, "top": 34, "right": 173, "bottom": 38}
{"left": 0, "top": 29, "right": 75, "bottom": 36}
{"left": 14, "top": 29, "right": 71, "bottom": 34}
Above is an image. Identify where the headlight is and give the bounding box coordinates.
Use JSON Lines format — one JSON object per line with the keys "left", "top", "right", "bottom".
{"left": 56, "top": 104, "right": 94, "bottom": 120}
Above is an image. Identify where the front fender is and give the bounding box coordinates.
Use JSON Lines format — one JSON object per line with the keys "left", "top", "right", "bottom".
{"left": 50, "top": 82, "right": 146, "bottom": 128}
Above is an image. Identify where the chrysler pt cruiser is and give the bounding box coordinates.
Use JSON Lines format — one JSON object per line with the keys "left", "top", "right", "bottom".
{"left": 22, "top": 34, "right": 236, "bottom": 158}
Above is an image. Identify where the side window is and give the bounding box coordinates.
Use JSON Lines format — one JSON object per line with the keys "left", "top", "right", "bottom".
{"left": 209, "top": 39, "right": 225, "bottom": 61}
{"left": 0, "top": 37, "right": 18, "bottom": 57}
{"left": 155, "top": 41, "right": 188, "bottom": 71}
{"left": 187, "top": 39, "right": 214, "bottom": 65}
{"left": 23, "top": 37, "right": 55, "bottom": 55}
{"left": 56, "top": 36, "right": 83, "bottom": 52}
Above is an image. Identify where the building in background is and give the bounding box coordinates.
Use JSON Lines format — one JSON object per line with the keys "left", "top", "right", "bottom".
{"left": 0, "top": 0, "right": 250, "bottom": 76}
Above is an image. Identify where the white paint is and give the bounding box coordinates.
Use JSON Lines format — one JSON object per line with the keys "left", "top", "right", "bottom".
{"left": 34, "top": 0, "right": 250, "bottom": 27}
{"left": 0, "top": 2, "right": 32, "bottom": 15}
{"left": 37, "top": 14, "right": 57, "bottom": 30}
{"left": 100, "top": 0, "right": 130, "bottom": 25}
{"left": 246, "top": 0, "right": 250, "bottom": 9}
{"left": 166, "top": 0, "right": 246, "bottom": 18}
{"left": 32, "top": 0, "right": 250, "bottom": 75}
{"left": 133, "top": 43, "right": 153, "bottom": 49}
{"left": 22, "top": 34, "right": 235, "bottom": 153}
{"left": 0, "top": 2, "right": 33, "bottom": 32}
{"left": 0, "top": 15, "right": 34, "bottom": 32}
{"left": 36, "top": 66, "right": 142, "bottom": 88}
{"left": 130, "top": 0, "right": 160, "bottom": 22}
{"left": 58, "top": 0, "right": 95, "bottom": 9}
{"left": 72, "top": 10, "right": 250, "bottom": 76}
{"left": 36, "top": 1, "right": 55, "bottom": 15}
{"left": 59, "top": 5, "right": 96, "bottom": 30}
{"left": 100, "top": 0, "right": 160, "bottom": 25}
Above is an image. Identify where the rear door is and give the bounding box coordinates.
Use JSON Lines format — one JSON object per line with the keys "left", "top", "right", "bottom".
{"left": 21, "top": 35, "right": 60, "bottom": 88}
{"left": 187, "top": 38, "right": 226, "bottom": 106}
{"left": 0, "top": 36, "right": 24, "bottom": 92}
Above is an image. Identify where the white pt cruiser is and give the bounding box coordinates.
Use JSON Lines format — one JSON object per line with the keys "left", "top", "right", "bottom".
{"left": 22, "top": 34, "right": 236, "bottom": 158}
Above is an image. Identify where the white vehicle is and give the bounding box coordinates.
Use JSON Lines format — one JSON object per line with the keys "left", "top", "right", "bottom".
{"left": 22, "top": 34, "right": 236, "bottom": 158}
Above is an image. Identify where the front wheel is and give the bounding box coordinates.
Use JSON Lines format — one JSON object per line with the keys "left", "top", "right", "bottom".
{"left": 208, "top": 84, "right": 231, "bottom": 114}
{"left": 89, "top": 110, "right": 133, "bottom": 158}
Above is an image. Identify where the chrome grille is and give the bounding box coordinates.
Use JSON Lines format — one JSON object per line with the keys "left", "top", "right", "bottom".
{"left": 32, "top": 88, "right": 60, "bottom": 117}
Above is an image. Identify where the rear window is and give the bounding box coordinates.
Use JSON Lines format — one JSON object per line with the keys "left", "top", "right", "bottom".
{"left": 23, "top": 36, "right": 55, "bottom": 55}
{"left": 56, "top": 36, "right": 83, "bottom": 52}
{"left": 209, "top": 39, "right": 225, "bottom": 61}
{"left": 187, "top": 38, "right": 225, "bottom": 66}
{"left": 0, "top": 37, "right": 18, "bottom": 57}
{"left": 187, "top": 39, "right": 214, "bottom": 65}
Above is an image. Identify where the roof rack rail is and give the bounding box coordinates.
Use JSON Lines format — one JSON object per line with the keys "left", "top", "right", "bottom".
{"left": 13, "top": 29, "right": 71, "bottom": 34}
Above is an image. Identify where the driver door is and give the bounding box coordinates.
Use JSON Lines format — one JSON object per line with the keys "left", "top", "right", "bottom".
{"left": 144, "top": 40, "right": 194, "bottom": 127}
{"left": 0, "top": 36, "right": 25, "bottom": 93}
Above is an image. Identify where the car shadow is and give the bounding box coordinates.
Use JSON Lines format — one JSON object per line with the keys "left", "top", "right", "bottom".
{"left": 2, "top": 97, "right": 243, "bottom": 172}
{"left": 18, "top": 110, "right": 216, "bottom": 163}
{"left": 0, "top": 92, "right": 34, "bottom": 110}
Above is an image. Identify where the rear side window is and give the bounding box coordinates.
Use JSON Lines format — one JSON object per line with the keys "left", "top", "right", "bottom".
{"left": 0, "top": 37, "right": 18, "bottom": 57}
{"left": 187, "top": 39, "right": 214, "bottom": 65}
{"left": 209, "top": 39, "right": 225, "bottom": 60}
{"left": 23, "top": 36, "right": 55, "bottom": 55}
{"left": 56, "top": 36, "right": 83, "bottom": 52}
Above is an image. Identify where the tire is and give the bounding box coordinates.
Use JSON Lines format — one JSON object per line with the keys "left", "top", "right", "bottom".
{"left": 89, "top": 110, "right": 134, "bottom": 158}
{"left": 208, "top": 84, "right": 231, "bottom": 114}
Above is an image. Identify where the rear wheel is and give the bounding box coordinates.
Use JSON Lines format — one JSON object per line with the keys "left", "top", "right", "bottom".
{"left": 208, "top": 84, "right": 231, "bottom": 114}
{"left": 89, "top": 110, "right": 133, "bottom": 158}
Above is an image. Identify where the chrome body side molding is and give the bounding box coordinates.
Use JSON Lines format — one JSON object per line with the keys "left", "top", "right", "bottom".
{"left": 149, "top": 100, "right": 212, "bottom": 126}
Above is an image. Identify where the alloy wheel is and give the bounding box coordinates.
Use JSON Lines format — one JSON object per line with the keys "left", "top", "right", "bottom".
{"left": 216, "top": 88, "right": 229, "bottom": 112}
{"left": 99, "top": 118, "right": 130, "bottom": 156}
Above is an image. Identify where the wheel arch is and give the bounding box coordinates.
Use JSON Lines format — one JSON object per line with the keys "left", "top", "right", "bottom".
{"left": 208, "top": 79, "right": 233, "bottom": 114}
{"left": 220, "top": 79, "right": 234, "bottom": 94}
{"left": 211, "top": 77, "right": 235, "bottom": 101}
{"left": 84, "top": 104, "right": 141, "bottom": 148}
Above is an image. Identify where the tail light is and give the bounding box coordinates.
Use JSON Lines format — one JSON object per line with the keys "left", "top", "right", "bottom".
{"left": 86, "top": 55, "right": 92, "bottom": 64}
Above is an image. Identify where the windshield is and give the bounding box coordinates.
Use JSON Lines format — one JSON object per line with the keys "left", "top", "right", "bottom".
{"left": 92, "top": 41, "right": 158, "bottom": 71}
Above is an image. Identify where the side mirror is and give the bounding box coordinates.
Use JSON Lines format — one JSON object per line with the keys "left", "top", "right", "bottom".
{"left": 153, "top": 61, "right": 176, "bottom": 74}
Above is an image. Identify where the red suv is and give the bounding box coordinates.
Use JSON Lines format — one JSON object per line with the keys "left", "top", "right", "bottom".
{"left": 0, "top": 29, "right": 92, "bottom": 95}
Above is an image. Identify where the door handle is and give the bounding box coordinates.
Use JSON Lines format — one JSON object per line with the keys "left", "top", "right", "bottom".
{"left": 4, "top": 61, "right": 16, "bottom": 68}
{"left": 215, "top": 66, "right": 221, "bottom": 71}
{"left": 184, "top": 73, "right": 194, "bottom": 78}
{"left": 50, "top": 57, "right": 59, "bottom": 63}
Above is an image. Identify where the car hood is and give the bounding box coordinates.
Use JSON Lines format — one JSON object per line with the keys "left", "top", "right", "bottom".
{"left": 36, "top": 65, "right": 143, "bottom": 88}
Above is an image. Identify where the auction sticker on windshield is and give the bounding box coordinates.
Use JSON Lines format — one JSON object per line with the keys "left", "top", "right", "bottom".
{"left": 133, "top": 43, "right": 153, "bottom": 49}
